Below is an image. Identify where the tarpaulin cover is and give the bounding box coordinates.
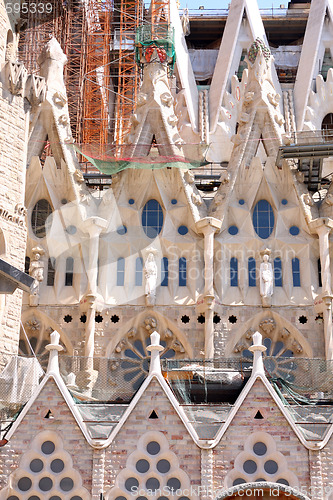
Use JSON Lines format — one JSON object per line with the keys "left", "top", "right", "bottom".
{"left": 73, "top": 144, "right": 209, "bottom": 175}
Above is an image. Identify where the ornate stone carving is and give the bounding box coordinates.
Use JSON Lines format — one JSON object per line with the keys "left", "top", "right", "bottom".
{"left": 259, "top": 318, "right": 276, "bottom": 334}
{"left": 6, "top": 61, "right": 28, "bottom": 96}
{"left": 144, "top": 251, "right": 158, "bottom": 306}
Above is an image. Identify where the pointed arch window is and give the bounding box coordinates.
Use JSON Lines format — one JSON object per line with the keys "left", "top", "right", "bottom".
{"left": 230, "top": 257, "right": 238, "bottom": 287}
{"left": 318, "top": 258, "right": 322, "bottom": 287}
{"left": 274, "top": 257, "right": 283, "bottom": 287}
{"left": 142, "top": 199, "right": 163, "bottom": 239}
{"left": 47, "top": 257, "right": 56, "bottom": 286}
{"left": 248, "top": 258, "right": 256, "bottom": 287}
{"left": 65, "top": 257, "right": 73, "bottom": 286}
{"left": 252, "top": 200, "right": 274, "bottom": 239}
{"left": 31, "top": 199, "right": 52, "bottom": 238}
{"left": 161, "top": 257, "right": 168, "bottom": 286}
{"left": 117, "top": 257, "right": 125, "bottom": 286}
{"left": 179, "top": 257, "right": 186, "bottom": 287}
{"left": 135, "top": 257, "right": 143, "bottom": 286}
{"left": 292, "top": 258, "right": 301, "bottom": 287}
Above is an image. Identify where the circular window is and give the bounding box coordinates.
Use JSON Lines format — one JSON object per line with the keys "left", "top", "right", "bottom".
{"left": 66, "top": 225, "right": 77, "bottom": 235}
{"left": 30, "top": 459, "right": 44, "bottom": 472}
{"left": 125, "top": 477, "right": 139, "bottom": 492}
{"left": 239, "top": 199, "right": 245, "bottom": 205}
{"left": 252, "top": 200, "right": 274, "bottom": 239}
{"left": 228, "top": 225, "right": 238, "bottom": 235}
{"left": 41, "top": 441, "right": 55, "bottom": 455}
{"left": 39, "top": 477, "right": 53, "bottom": 491}
{"left": 50, "top": 497, "right": 62, "bottom": 500}
{"left": 178, "top": 225, "right": 188, "bottom": 235}
{"left": 253, "top": 442, "right": 267, "bottom": 456}
{"left": 117, "top": 225, "right": 127, "bottom": 235}
{"left": 277, "top": 479, "right": 289, "bottom": 486}
{"left": 31, "top": 199, "right": 52, "bottom": 238}
{"left": 142, "top": 200, "right": 163, "bottom": 239}
{"left": 18, "top": 477, "right": 32, "bottom": 491}
{"left": 243, "top": 460, "right": 257, "bottom": 474}
{"left": 264, "top": 460, "right": 278, "bottom": 474}
{"left": 7, "top": 496, "right": 20, "bottom": 500}
{"left": 27, "top": 497, "right": 40, "bottom": 500}
{"left": 289, "top": 226, "right": 300, "bottom": 236}
{"left": 60, "top": 477, "right": 74, "bottom": 491}
{"left": 70, "top": 497, "right": 83, "bottom": 500}
{"left": 51, "top": 459, "right": 65, "bottom": 473}
{"left": 129, "top": 199, "right": 135, "bottom": 205}
{"left": 255, "top": 478, "right": 266, "bottom": 482}
{"left": 166, "top": 478, "right": 181, "bottom": 491}
{"left": 115, "top": 497, "right": 127, "bottom": 500}
{"left": 171, "top": 199, "right": 177, "bottom": 205}
{"left": 233, "top": 478, "right": 246, "bottom": 486}
{"left": 137, "top": 497, "right": 148, "bottom": 500}
{"left": 157, "top": 459, "right": 171, "bottom": 473}
{"left": 136, "top": 459, "right": 150, "bottom": 473}
{"left": 281, "top": 199, "right": 288, "bottom": 205}
{"left": 147, "top": 441, "right": 160, "bottom": 455}
{"left": 146, "top": 478, "right": 160, "bottom": 491}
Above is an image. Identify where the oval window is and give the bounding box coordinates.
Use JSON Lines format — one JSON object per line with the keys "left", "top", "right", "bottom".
{"left": 142, "top": 199, "right": 163, "bottom": 239}
{"left": 31, "top": 199, "right": 52, "bottom": 238}
{"left": 252, "top": 200, "right": 274, "bottom": 239}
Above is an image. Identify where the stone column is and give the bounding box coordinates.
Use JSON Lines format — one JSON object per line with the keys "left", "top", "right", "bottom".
{"left": 196, "top": 217, "right": 222, "bottom": 359}
{"left": 92, "top": 448, "right": 105, "bottom": 500}
{"left": 309, "top": 448, "right": 323, "bottom": 500}
{"left": 77, "top": 217, "right": 107, "bottom": 392}
{"left": 200, "top": 448, "right": 214, "bottom": 500}
{"left": 312, "top": 219, "right": 333, "bottom": 360}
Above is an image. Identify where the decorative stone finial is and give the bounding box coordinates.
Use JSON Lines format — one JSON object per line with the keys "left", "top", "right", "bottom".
{"left": 248, "top": 331, "right": 267, "bottom": 377}
{"left": 147, "top": 331, "right": 164, "bottom": 375}
{"left": 45, "top": 330, "right": 63, "bottom": 375}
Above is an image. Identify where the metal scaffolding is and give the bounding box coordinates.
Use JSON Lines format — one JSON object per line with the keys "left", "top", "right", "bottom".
{"left": 113, "top": 0, "right": 143, "bottom": 145}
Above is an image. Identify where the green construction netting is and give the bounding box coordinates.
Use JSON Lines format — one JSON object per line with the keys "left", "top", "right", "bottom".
{"left": 73, "top": 144, "right": 209, "bottom": 175}
{"left": 135, "top": 24, "right": 175, "bottom": 72}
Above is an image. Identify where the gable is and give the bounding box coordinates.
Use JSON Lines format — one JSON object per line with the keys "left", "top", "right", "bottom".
{"left": 1, "top": 378, "right": 93, "bottom": 493}
{"left": 105, "top": 378, "right": 201, "bottom": 489}
{"left": 214, "top": 379, "right": 309, "bottom": 489}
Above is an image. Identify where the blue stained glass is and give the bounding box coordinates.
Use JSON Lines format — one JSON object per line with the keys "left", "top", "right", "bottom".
{"left": 117, "top": 257, "right": 125, "bottom": 286}
{"left": 239, "top": 199, "right": 245, "bottom": 205}
{"left": 292, "top": 258, "right": 301, "bottom": 287}
{"left": 129, "top": 198, "right": 135, "bottom": 205}
{"left": 248, "top": 257, "right": 256, "bottom": 286}
{"left": 142, "top": 199, "right": 163, "bottom": 238}
{"left": 171, "top": 199, "right": 177, "bottom": 205}
{"left": 135, "top": 257, "right": 143, "bottom": 286}
{"left": 274, "top": 258, "right": 283, "bottom": 287}
{"left": 179, "top": 257, "right": 187, "bottom": 286}
{"left": 228, "top": 225, "right": 239, "bottom": 235}
{"left": 117, "top": 225, "right": 127, "bottom": 235}
{"left": 281, "top": 199, "right": 288, "bottom": 205}
{"left": 230, "top": 257, "right": 238, "bottom": 287}
{"left": 289, "top": 226, "right": 300, "bottom": 236}
{"left": 161, "top": 257, "right": 168, "bottom": 286}
{"left": 178, "top": 225, "right": 188, "bottom": 235}
{"left": 252, "top": 200, "right": 274, "bottom": 239}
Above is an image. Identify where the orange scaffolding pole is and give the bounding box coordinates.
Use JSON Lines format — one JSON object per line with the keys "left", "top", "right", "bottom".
{"left": 114, "top": 0, "right": 143, "bottom": 145}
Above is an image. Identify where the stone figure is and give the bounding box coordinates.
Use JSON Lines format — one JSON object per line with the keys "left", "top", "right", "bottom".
{"left": 144, "top": 252, "right": 158, "bottom": 306}
{"left": 29, "top": 247, "right": 45, "bottom": 305}
{"left": 259, "top": 252, "right": 273, "bottom": 307}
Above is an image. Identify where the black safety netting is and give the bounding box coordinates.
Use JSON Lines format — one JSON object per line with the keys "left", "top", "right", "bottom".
{"left": 0, "top": 355, "right": 332, "bottom": 441}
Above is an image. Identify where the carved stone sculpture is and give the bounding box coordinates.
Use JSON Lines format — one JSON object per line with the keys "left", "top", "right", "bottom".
{"left": 144, "top": 252, "right": 158, "bottom": 306}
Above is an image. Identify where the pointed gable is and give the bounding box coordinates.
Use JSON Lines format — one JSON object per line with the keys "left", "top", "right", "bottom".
{"left": 105, "top": 377, "right": 201, "bottom": 490}
{"left": 214, "top": 378, "right": 309, "bottom": 489}
{"left": 1, "top": 377, "right": 93, "bottom": 495}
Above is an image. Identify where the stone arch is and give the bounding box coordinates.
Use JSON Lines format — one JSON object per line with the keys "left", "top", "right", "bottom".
{"left": 224, "top": 310, "right": 312, "bottom": 358}
{"left": 20, "top": 309, "right": 73, "bottom": 362}
{"left": 105, "top": 309, "right": 193, "bottom": 359}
